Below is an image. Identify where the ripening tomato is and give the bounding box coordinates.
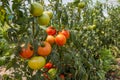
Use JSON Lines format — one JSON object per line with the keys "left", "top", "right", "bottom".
{"left": 44, "top": 62, "right": 53, "bottom": 69}
{"left": 55, "top": 34, "right": 66, "bottom": 46}
{"left": 46, "top": 35, "right": 55, "bottom": 45}
{"left": 46, "top": 26, "right": 56, "bottom": 35}
{"left": 60, "top": 30, "right": 70, "bottom": 39}
{"left": 37, "top": 41, "right": 52, "bottom": 56}
{"left": 28, "top": 56, "right": 46, "bottom": 70}
{"left": 20, "top": 43, "right": 34, "bottom": 59}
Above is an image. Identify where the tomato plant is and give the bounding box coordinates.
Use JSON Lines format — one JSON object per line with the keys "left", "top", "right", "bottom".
{"left": 0, "top": 0, "right": 120, "bottom": 80}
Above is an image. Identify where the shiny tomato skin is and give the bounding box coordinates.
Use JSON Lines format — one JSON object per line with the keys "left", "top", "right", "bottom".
{"left": 55, "top": 34, "right": 66, "bottom": 46}
{"left": 37, "top": 41, "right": 52, "bottom": 56}
{"left": 46, "top": 26, "right": 56, "bottom": 35}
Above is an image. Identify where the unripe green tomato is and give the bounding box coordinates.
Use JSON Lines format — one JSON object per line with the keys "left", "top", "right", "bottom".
{"left": 30, "top": 2, "right": 43, "bottom": 16}
{"left": 48, "top": 68, "right": 57, "bottom": 78}
{"left": 87, "top": 25, "right": 96, "bottom": 30}
{"left": 78, "top": 2, "right": 85, "bottom": 9}
{"left": 43, "top": 11, "right": 53, "bottom": 19}
{"left": 37, "top": 13, "right": 50, "bottom": 26}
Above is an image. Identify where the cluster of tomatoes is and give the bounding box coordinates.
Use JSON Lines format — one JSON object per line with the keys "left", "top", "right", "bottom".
{"left": 46, "top": 26, "right": 70, "bottom": 46}
{"left": 19, "top": 26, "right": 70, "bottom": 79}
{"left": 18, "top": 1, "right": 70, "bottom": 79}
{"left": 30, "top": 2, "right": 53, "bottom": 26}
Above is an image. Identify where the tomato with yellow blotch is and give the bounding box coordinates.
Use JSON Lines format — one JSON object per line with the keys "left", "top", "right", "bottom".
{"left": 28, "top": 56, "right": 46, "bottom": 70}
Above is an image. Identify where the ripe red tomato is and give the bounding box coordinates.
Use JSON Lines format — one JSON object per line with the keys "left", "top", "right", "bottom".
{"left": 46, "top": 26, "right": 56, "bottom": 35}
{"left": 46, "top": 35, "right": 55, "bottom": 45}
{"left": 20, "top": 43, "right": 34, "bottom": 59}
{"left": 37, "top": 41, "right": 52, "bottom": 56}
{"left": 44, "top": 62, "right": 53, "bottom": 69}
{"left": 60, "top": 30, "right": 70, "bottom": 39}
{"left": 55, "top": 34, "right": 66, "bottom": 46}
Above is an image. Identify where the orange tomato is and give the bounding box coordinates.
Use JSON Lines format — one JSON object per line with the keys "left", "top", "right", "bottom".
{"left": 60, "top": 30, "right": 70, "bottom": 39}
{"left": 20, "top": 43, "right": 34, "bottom": 59}
{"left": 37, "top": 41, "right": 52, "bottom": 56}
{"left": 46, "top": 35, "right": 55, "bottom": 45}
{"left": 55, "top": 34, "right": 66, "bottom": 46}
